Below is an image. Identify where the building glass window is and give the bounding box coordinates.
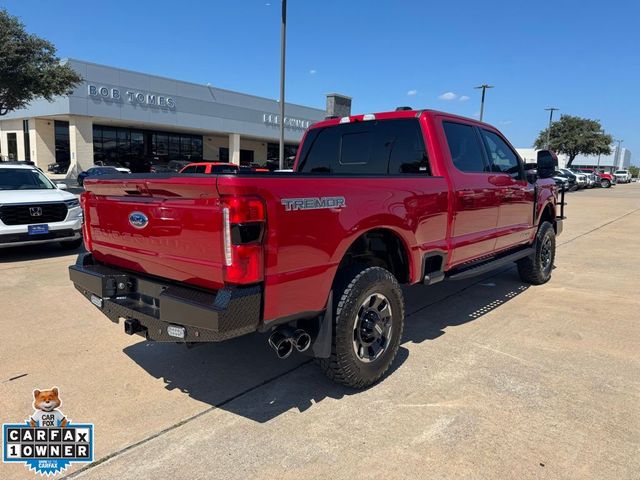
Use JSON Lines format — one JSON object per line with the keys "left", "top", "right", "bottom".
{"left": 92, "top": 124, "right": 203, "bottom": 171}
{"left": 240, "top": 149, "right": 254, "bottom": 166}
{"left": 169, "top": 135, "right": 180, "bottom": 160}
{"left": 7, "top": 133, "right": 18, "bottom": 160}
{"left": 180, "top": 136, "right": 192, "bottom": 160}
{"left": 267, "top": 143, "right": 299, "bottom": 169}
{"left": 54, "top": 121, "right": 70, "bottom": 165}
{"left": 219, "top": 147, "right": 229, "bottom": 163}
{"left": 23, "top": 120, "right": 31, "bottom": 161}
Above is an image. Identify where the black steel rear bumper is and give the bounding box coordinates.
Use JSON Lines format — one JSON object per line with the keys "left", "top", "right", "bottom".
{"left": 69, "top": 253, "right": 261, "bottom": 342}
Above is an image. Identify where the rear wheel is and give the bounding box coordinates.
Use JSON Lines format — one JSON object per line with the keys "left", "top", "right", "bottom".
{"left": 517, "top": 221, "right": 555, "bottom": 285}
{"left": 317, "top": 266, "right": 404, "bottom": 388}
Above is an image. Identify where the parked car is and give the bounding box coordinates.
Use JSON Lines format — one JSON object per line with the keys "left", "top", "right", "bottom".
{"left": 559, "top": 168, "right": 587, "bottom": 189}
{"left": 93, "top": 160, "right": 131, "bottom": 174}
{"left": 552, "top": 175, "right": 570, "bottom": 191}
{"left": 578, "top": 169, "right": 615, "bottom": 188}
{"left": 77, "top": 166, "right": 127, "bottom": 187}
{"left": 613, "top": 170, "right": 632, "bottom": 183}
{"left": 179, "top": 162, "right": 240, "bottom": 174}
{"left": 69, "top": 109, "right": 563, "bottom": 388}
{"left": 0, "top": 163, "right": 83, "bottom": 249}
{"left": 554, "top": 170, "right": 578, "bottom": 191}
{"left": 149, "top": 161, "right": 173, "bottom": 173}
{"left": 571, "top": 169, "right": 596, "bottom": 188}
{"left": 167, "top": 160, "right": 192, "bottom": 172}
{"left": 47, "top": 162, "right": 69, "bottom": 174}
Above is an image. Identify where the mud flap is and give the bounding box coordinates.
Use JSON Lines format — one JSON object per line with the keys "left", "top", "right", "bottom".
{"left": 304, "top": 290, "right": 333, "bottom": 359}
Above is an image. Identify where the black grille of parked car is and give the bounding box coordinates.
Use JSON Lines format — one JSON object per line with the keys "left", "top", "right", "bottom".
{"left": 0, "top": 203, "right": 68, "bottom": 225}
{"left": 0, "top": 229, "right": 77, "bottom": 244}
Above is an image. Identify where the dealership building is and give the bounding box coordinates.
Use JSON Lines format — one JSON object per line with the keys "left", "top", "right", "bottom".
{"left": 0, "top": 59, "right": 350, "bottom": 176}
{"left": 517, "top": 146, "right": 632, "bottom": 171}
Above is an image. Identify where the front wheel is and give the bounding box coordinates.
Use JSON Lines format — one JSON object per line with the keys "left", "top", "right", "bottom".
{"left": 600, "top": 179, "right": 611, "bottom": 188}
{"left": 317, "top": 267, "right": 404, "bottom": 388}
{"left": 517, "top": 221, "right": 556, "bottom": 285}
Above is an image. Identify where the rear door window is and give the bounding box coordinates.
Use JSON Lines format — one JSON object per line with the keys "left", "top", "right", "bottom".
{"left": 381, "top": 120, "right": 429, "bottom": 174}
{"left": 442, "top": 122, "right": 488, "bottom": 173}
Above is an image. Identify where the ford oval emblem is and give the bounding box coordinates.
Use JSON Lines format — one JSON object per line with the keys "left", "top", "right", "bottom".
{"left": 129, "top": 211, "right": 149, "bottom": 229}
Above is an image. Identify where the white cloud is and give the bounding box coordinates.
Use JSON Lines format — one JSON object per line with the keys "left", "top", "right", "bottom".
{"left": 459, "top": 95, "right": 470, "bottom": 102}
{"left": 438, "top": 92, "right": 458, "bottom": 101}
{"left": 309, "top": 69, "right": 317, "bottom": 75}
{"left": 265, "top": 2, "right": 271, "bottom": 5}
{"left": 407, "top": 89, "right": 418, "bottom": 96}
{"left": 499, "top": 120, "right": 513, "bottom": 125}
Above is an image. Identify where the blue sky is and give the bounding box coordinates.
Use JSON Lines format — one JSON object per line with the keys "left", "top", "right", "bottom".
{"left": 4, "top": 0, "right": 639, "bottom": 158}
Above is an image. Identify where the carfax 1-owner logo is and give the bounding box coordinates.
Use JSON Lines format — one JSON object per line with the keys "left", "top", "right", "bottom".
{"left": 3, "top": 387, "right": 94, "bottom": 476}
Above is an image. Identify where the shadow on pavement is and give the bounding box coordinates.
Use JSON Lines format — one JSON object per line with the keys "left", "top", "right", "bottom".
{"left": 123, "top": 267, "right": 530, "bottom": 423}
{"left": 0, "top": 242, "right": 85, "bottom": 263}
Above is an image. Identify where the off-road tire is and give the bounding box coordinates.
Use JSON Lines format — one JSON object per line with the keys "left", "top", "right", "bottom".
{"left": 600, "top": 179, "right": 611, "bottom": 188}
{"left": 517, "top": 221, "right": 555, "bottom": 285}
{"left": 317, "top": 267, "right": 404, "bottom": 389}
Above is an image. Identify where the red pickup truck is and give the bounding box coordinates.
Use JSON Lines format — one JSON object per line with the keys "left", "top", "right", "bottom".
{"left": 69, "top": 109, "right": 563, "bottom": 388}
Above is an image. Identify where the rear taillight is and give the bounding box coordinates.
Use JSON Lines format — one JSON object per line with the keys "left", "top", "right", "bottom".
{"left": 80, "top": 192, "right": 93, "bottom": 251}
{"left": 222, "top": 196, "right": 266, "bottom": 284}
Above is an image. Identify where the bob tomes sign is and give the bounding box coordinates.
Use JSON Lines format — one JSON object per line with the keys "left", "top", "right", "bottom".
{"left": 88, "top": 84, "right": 176, "bottom": 109}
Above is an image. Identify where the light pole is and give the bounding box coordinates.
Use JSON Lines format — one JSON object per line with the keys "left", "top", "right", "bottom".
{"left": 278, "top": 0, "right": 287, "bottom": 170}
{"left": 594, "top": 129, "right": 606, "bottom": 170}
{"left": 544, "top": 107, "right": 558, "bottom": 148}
{"left": 474, "top": 84, "right": 494, "bottom": 122}
{"left": 615, "top": 139, "right": 624, "bottom": 170}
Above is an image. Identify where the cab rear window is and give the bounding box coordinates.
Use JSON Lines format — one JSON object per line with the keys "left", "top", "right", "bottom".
{"left": 297, "top": 119, "right": 430, "bottom": 175}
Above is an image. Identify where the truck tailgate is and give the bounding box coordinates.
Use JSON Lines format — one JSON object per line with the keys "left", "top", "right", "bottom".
{"left": 82, "top": 176, "right": 225, "bottom": 290}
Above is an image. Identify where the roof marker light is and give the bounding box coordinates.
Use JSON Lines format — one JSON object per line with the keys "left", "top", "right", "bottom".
{"left": 362, "top": 114, "right": 376, "bottom": 121}
{"left": 339, "top": 116, "right": 350, "bottom": 124}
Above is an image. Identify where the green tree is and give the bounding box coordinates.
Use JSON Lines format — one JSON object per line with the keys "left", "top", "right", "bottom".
{"left": 0, "top": 9, "right": 82, "bottom": 116}
{"left": 628, "top": 165, "right": 639, "bottom": 178}
{"left": 534, "top": 114, "right": 612, "bottom": 167}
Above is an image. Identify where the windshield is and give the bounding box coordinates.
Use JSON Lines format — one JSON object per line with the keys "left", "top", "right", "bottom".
{"left": 615, "top": 170, "right": 627, "bottom": 174}
{"left": 0, "top": 168, "right": 55, "bottom": 190}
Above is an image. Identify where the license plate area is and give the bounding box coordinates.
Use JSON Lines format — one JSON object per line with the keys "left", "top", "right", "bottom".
{"left": 28, "top": 224, "right": 49, "bottom": 235}
{"left": 90, "top": 295, "right": 103, "bottom": 308}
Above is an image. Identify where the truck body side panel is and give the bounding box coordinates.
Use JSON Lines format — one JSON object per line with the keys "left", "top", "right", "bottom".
{"left": 216, "top": 175, "right": 449, "bottom": 323}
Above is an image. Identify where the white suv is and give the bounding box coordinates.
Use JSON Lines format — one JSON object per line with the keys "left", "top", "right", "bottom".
{"left": 613, "top": 170, "right": 632, "bottom": 184}
{"left": 0, "top": 163, "right": 83, "bottom": 249}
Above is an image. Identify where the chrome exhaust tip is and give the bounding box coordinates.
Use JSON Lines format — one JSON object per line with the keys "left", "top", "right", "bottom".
{"left": 293, "top": 329, "right": 312, "bottom": 352}
{"left": 268, "top": 331, "right": 294, "bottom": 359}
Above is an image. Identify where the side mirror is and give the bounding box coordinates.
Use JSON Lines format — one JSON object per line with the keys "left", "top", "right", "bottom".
{"left": 536, "top": 150, "right": 558, "bottom": 179}
{"left": 56, "top": 183, "right": 68, "bottom": 190}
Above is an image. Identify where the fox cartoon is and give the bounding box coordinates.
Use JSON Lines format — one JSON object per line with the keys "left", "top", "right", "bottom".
{"left": 29, "top": 387, "right": 68, "bottom": 427}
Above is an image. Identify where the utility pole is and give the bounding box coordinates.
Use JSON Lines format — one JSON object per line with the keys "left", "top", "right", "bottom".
{"left": 474, "top": 84, "right": 494, "bottom": 122}
{"left": 615, "top": 139, "right": 624, "bottom": 170}
{"left": 278, "top": 0, "right": 287, "bottom": 170}
{"left": 544, "top": 107, "right": 558, "bottom": 149}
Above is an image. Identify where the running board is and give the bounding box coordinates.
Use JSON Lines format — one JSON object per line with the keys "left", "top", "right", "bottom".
{"left": 447, "top": 247, "right": 535, "bottom": 281}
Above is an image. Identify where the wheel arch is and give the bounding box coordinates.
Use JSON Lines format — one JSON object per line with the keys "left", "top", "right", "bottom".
{"left": 333, "top": 227, "right": 413, "bottom": 286}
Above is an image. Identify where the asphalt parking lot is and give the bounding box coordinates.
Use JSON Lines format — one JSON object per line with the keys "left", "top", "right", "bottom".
{"left": 1, "top": 184, "right": 639, "bottom": 480}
